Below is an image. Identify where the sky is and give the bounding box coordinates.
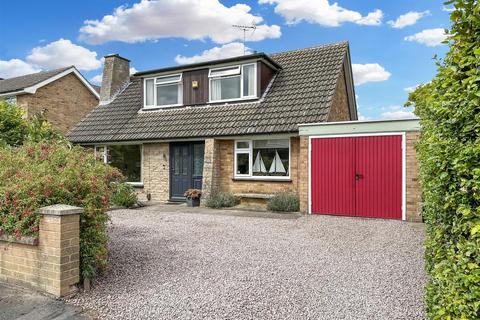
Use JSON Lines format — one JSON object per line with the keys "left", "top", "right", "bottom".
{"left": 0, "top": 0, "right": 452, "bottom": 120}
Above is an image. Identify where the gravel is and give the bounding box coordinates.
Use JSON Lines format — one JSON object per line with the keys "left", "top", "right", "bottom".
{"left": 67, "top": 204, "right": 426, "bottom": 320}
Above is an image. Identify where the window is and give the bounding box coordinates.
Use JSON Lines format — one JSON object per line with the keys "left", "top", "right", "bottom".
{"left": 209, "top": 63, "right": 256, "bottom": 102}
{"left": 144, "top": 74, "right": 182, "bottom": 108}
{"left": 95, "top": 145, "right": 142, "bottom": 184}
{"left": 234, "top": 139, "right": 290, "bottom": 179}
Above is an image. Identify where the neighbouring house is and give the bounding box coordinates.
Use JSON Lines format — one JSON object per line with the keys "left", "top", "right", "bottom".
{"left": 68, "top": 42, "right": 422, "bottom": 221}
{"left": 0, "top": 66, "right": 100, "bottom": 134}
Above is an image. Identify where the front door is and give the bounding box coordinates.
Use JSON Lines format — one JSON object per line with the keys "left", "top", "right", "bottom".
{"left": 169, "top": 142, "right": 205, "bottom": 201}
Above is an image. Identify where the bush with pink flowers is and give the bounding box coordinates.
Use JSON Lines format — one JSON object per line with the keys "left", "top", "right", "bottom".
{"left": 0, "top": 140, "right": 122, "bottom": 280}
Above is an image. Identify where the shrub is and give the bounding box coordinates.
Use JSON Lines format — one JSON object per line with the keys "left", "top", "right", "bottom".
{"left": 0, "top": 101, "right": 62, "bottom": 147}
{"left": 204, "top": 192, "right": 239, "bottom": 208}
{"left": 0, "top": 140, "right": 122, "bottom": 280}
{"left": 0, "top": 100, "right": 28, "bottom": 147}
{"left": 111, "top": 183, "right": 138, "bottom": 208}
{"left": 406, "top": 1, "right": 480, "bottom": 318}
{"left": 267, "top": 192, "right": 299, "bottom": 212}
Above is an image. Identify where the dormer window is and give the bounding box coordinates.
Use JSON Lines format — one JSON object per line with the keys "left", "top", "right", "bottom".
{"left": 144, "top": 73, "right": 183, "bottom": 108}
{"left": 209, "top": 63, "right": 256, "bottom": 102}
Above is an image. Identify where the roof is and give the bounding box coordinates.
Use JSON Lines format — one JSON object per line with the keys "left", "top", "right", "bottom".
{"left": 0, "top": 66, "right": 72, "bottom": 94}
{"left": 134, "top": 52, "right": 282, "bottom": 77}
{"left": 68, "top": 42, "right": 354, "bottom": 144}
{"left": 0, "top": 66, "right": 100, "bottom": 99}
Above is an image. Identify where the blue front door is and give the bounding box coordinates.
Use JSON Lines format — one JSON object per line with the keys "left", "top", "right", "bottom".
{"left": 169, "top": 142, "right": 204, "bottom": 201}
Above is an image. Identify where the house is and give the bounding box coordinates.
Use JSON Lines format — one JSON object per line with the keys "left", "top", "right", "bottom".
{"left": 68, "top": 42, "right": 422, "bottom": 221}
{"left": 0, "top": 66, "right": 100, "bottom": 134}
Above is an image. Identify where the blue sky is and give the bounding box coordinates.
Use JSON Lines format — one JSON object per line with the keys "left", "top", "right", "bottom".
{"left": 0, "top": 0, "right": 451, "bottom": 119}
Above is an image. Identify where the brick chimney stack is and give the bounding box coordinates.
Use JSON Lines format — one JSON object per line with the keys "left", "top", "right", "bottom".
{"left": 100, "top": 54, "right": 130, "bottom": 103}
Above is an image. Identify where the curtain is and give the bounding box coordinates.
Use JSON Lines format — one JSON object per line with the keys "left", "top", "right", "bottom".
{"left": 243, "top": 64, "right": 255, "bottom": 96}
{"left": 211, "top": 79, "right": 221, "bottom": 101}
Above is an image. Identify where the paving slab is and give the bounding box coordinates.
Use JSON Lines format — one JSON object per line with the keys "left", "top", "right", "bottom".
{"left": 0, "top": 283, "right": 88, "bottom": 320}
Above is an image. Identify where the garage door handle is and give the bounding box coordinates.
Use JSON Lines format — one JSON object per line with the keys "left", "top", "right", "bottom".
{"left": 355, "top": 173, "right": 363, "bottom": 180}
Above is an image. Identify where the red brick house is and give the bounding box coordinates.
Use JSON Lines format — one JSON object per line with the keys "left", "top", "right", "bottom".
{"left": 0, "top": 66, "right": 100, "bottom": 134}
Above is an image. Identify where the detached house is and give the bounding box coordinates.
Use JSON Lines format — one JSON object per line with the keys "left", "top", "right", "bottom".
{"left": 68, "top": 42, "right": 422, "bottom": 221}
{"left": 0, "top": 67, "right": 100, "bottom": 134}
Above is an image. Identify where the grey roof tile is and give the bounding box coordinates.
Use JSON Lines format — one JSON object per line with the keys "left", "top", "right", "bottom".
{"left": 68, "top": 42, "right": 348, "bottom": 143}
{"left": 0, "top": 66, "right": 73, "bottom": 94}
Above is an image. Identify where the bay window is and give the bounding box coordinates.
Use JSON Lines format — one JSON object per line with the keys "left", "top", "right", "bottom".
{"left": 144, "top": 74, "right": 182, "bottom": 108}
{"left": 234, "top": 139, "right": 290, "bottom": 179}
{"left": 209, "top": 63, "right": 256, "bottom": 102}
{"left": 95, "top": 145, "right": 142, "bottom": 184}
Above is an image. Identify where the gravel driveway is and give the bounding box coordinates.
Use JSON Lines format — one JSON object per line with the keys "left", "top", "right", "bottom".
{"left": 68, "top": 204, "right": 426, "bottom": 320}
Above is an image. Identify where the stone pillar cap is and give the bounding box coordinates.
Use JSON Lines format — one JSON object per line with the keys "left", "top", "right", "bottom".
{"left": 38, "top": 204, "right": 83, "bottom": 216}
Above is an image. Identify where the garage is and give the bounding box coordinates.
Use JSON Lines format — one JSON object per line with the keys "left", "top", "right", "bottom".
{"left": 299, "top": 119, "right": 422, "bottom": 221}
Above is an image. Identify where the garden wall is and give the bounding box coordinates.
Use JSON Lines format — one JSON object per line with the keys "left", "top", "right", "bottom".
{"left": 0, "top": 204, "right": 81, "bottom": 297}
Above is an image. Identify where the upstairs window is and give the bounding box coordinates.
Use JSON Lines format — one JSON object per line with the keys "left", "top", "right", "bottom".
{"left": 144, "top": 73, "right": 183, "bottom": 108}
{"left": 209, "top": 63, "right": 256, "bottom": 102}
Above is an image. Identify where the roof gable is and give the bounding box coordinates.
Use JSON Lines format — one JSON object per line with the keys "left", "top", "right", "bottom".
{"left": 68, "top": 42, "right": 354, "bottom": 143}
{"left": 0, "top": 67, "right": 100, "bottom": 99}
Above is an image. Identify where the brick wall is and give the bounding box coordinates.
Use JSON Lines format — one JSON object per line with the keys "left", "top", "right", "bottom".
{"left": 298, "top": 136, "right": 309, "bottom": 213}
{"left": 141, "top": 143, "right": 170, "bottom": 202}
{"left": 201, "top": 138, "right": 220, "bottom": 200}
{"left": 0, "top": 205, "right": 81, "bottom": 297}
{"left": 213, "top": 138, "right": 300, "bottom": 204}
{"left": 17, "top": 73, "right": 98, "bottom": 134}
{"left": 327, "top": 69, "right": 351, "bottom": 122}
{"left": 406, "top": 132, "right": 422, "bottom": 222}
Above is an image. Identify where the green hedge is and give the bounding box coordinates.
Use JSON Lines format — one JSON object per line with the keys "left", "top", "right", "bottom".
{"left": 406, "top": 1, "right": 480, "bottom": 318}
{"left": 0, "top": 141, "right": 122, "bottom": 280}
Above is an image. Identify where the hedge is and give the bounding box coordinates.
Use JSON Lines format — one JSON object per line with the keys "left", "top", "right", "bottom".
{"left": 0, "top": 141, "right": 122, "bottom": 280}
{"left": 406, "top": 1, "right": 480, "bottom": 318}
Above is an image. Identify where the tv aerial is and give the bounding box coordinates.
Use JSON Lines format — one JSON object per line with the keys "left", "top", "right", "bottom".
{"left": 232, "top": 22, "right": 257, "bottom": 55}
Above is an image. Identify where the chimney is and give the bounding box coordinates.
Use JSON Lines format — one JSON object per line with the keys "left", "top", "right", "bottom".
{"left": 100, "top": 54, "right": 130, "bottom": 103}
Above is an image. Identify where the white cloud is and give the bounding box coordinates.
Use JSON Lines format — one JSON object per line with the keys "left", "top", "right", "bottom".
{"left": 175, "top": 42, "right": 252, "bottom": 64}
{"left": 380, "top": 109, "right": 416, "bottom": 119}
{"left": 351, "top": 63, "right": 391, "bottom": 85}
{"left": 442, "top": 6, "right": 454, "bottom": 12}
{"left": 0, "top": 59, "right": 41, "bottom": 78}
{"left": 404, "top": 28, "right": 447, "bottom": 46}
{"left": 259, "top": 0, "right": 382, "bottom": 27}
{"left": 129, "top": 67, "right": 138, "bottom": 75}
{"left": 90, "top": 74, "right": 103, "bottom": 85}
{"left": 388, "top": 11, "right": 429, "bottom": 29}
{"left": 26, "top": 39, "right": 102, "bottom": 71}
{"left": 357, "top": 112, "right": 371, "bottom": 121}
{"left": 404, "top": 84, "right": 419, "bottom": 93}
{"left": 79, "top": 0, "right": 281, "bottom": 45}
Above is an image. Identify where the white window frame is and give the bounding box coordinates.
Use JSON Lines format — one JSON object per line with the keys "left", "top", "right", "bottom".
{"left": 209, "top": 63, "right": 257, "bottom": 103}
{"left": 143, "top": 73, "right": 183, "bottom": 109}
{"left": 94, "top": 144, "right": 144, "bottom": 186}
{"left": 234, "top": 140, "right": 252, "bottom": 177}
{"left": 233, "top": 138, "right": 291, "bottom": 180}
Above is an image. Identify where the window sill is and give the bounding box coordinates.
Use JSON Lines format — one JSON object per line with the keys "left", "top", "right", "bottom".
{"left": 232, "top": 177, "right": 292, "bottom": 182}
{"left": 126, "top": 182, "right": 144, "bottom": 188}
{"left": 143, "top": 104, "right": 183, "bottom": 110}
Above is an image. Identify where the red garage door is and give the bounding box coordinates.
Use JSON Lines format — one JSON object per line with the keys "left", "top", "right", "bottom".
{"left": 311, "top": 135, "right": 402, "bottom": 219}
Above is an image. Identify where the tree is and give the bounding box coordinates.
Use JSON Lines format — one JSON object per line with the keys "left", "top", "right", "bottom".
{"left": 0, "top": 101, "right": 62, "bottom": 147}
{"left": 406, "top": 1, "right": 480, "bottom": 318}
{"left": 0, "top": 100, "right": 28, "bottom": 147}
